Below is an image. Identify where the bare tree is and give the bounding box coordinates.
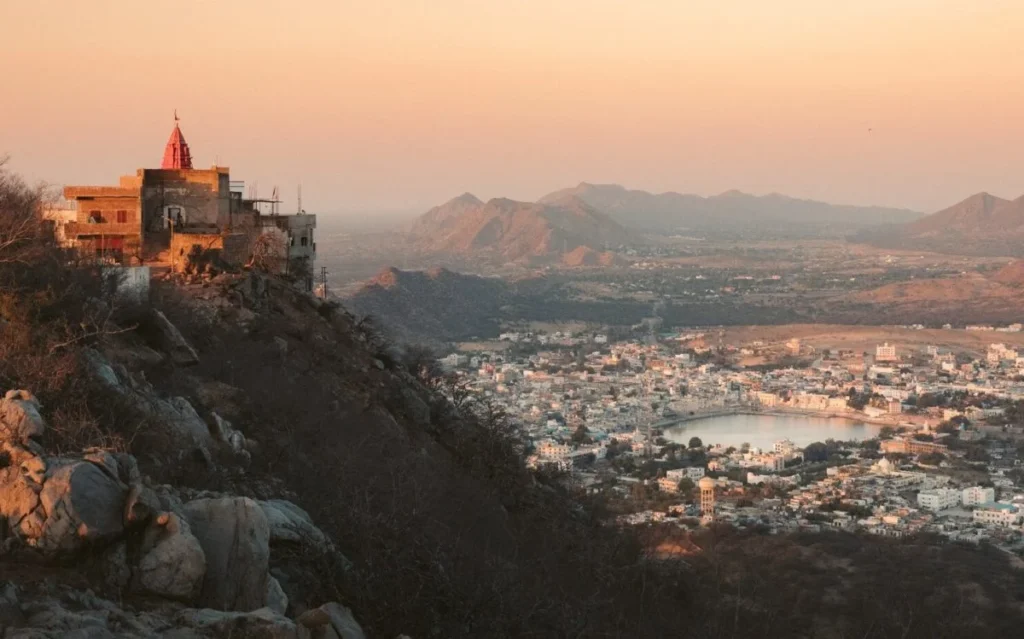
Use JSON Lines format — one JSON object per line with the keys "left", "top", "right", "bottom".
{"left": 247, "top": 231, "right": 286, "bottom": 273}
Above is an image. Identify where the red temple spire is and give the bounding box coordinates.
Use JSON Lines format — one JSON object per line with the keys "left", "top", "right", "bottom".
{"left": 161, "top": 111, "right": 193, "bottom": 169}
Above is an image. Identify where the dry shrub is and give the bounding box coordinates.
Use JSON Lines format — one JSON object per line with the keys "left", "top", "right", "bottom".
{"left": 0, "top": 161, "right": 131, "bottom": 454}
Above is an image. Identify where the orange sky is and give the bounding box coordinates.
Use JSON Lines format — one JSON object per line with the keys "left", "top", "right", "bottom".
{"left": 2, "top": 0, "right": 1023, "bottom": 215}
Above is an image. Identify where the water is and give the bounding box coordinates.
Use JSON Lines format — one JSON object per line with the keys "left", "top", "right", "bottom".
{"left": 663, "top": 413, "right": 882, "bottom": 450}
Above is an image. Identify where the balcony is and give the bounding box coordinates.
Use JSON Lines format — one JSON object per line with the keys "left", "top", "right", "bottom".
{"left": 65, "top": 221, "right": 141, "bottom": 237}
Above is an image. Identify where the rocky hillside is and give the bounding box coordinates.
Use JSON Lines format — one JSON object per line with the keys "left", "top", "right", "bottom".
{"left": 540, "top": 183, "right": 921, "bottom": 236}
{"left": 3, "top": 165, "right": 1024, "bottom": 638}
{"left": 342, "top": 266, "right": 511, "bottom": 346}
{"left": 408, "top": 194, "right": 636, "bottom": 262}
{"left": 858, "top": 192, "right": 1024, "bottom": 256}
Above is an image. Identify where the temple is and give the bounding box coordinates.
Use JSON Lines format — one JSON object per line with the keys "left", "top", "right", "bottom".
{"left": 161, "top": 116, "right": 193, "bottom": 169}
{"left": 54, "top": 116, "right": 317, "bottom": 290}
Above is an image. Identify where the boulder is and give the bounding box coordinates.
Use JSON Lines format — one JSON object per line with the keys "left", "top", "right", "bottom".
{"left": 135, "top": 512, "right": 206, "bottom": 603}
{"left": 183, "top": 497, "right": 270, "bottom": 611}
{"left": 208, "top": 413, "right": 248, "bottom": 456}
{"left": 296, "top": 603, "right": 366, "bottom": 639}
{"left": 257, "top": 500, "right": 327, "bottom": 547}
{"left": 151, "top": 309, "right": 200, "bottom": 366}
{"left": 34, "top": 460, "right": 127, "bottom": 552}
{"left": 0, "top": 457, "right": 126, "bottom": 553}
{"left": 0, "top": 457, "right": 46, "bottom": 542}
{"left": 264, "top": 576, "right": 288, "bottom": 616}
{"left": 123, "top": 483, "right": 162, "bottom": 527}
{"left": 101, "top": 542, "right": 132, "bottom": 590}
{"left": 161, "top": 397, "right": 215, "bottom": 449}
{"left": 0, "top": 390, "right": 46, "bottom": 445}
{"left": 174, "top": 607, "right": 296, "bottom": 639}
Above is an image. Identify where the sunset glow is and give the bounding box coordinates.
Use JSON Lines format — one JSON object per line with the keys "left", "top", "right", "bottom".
{"left": 3, "top": 0, "right": 1023, "bottom": 213}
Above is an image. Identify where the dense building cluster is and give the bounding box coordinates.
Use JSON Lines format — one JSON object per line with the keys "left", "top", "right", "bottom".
{"left": 440, "top": 328, "right": 1024, "bottom": 554}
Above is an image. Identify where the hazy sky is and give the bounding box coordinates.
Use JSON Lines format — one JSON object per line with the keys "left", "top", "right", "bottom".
{"left": 2, "top": 0, "right": 1023, "bottom": 216}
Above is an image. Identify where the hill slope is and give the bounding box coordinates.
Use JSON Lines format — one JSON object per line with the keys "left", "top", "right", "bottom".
{"left": 409, "top": 193, "right": 636, "bottom": 261}
{"left": 541, "top": 182, "right": 921, "bottom": 236}
{"left": 343, "top": 266, "right": 511, "bottom": 345}
{"left": 859, "top": 192, "right": 1024, "bottom": 256}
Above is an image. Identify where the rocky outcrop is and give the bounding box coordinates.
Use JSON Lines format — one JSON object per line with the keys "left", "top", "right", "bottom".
{"left": 183, "top": 497, "right": 271, "bottom": 612}
{"left": 264, "top": 576, "right": 289, "bottom": 616}
{"left": 297, "top": 602, "right": 367, "bottom": 639}
{"left": 151, "top": 308, "right": 200, "bottom": 366}
{"left": 0, "top": 390, "right": 46, "bottom": 446}
{"left": 259, "top": 500, "right": 327, "bottom": 547}
{"left": 175, "top": 606, "right": 298, "bottom": 638}
{"left": 0, "top": 388, "right": 375, "bottom": 638}
{"left": 208, "top": 412, "right": 249, "bottom": 458}
{"left": 0, "top": 433, "right": 128, "bottom": 554}
{"left": 85, "top": 349, "right": 214, "bottom": 460}
{"left": 34, "top": 459, "right": 127, "bottom": 552}
{"left": 135, "top": 512, "right": 207, "bottom": 602}
{"left": 0, "top": 582, "right": 302, "bottom": 638}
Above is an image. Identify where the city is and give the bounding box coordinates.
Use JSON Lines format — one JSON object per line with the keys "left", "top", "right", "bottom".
{"left": 440, "top": 328, "right": 1024, "bottom": 556}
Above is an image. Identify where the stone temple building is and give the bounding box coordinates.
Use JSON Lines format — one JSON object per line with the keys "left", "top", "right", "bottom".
{"left": 57, "top": 116, "right": 317, "bottom": 289}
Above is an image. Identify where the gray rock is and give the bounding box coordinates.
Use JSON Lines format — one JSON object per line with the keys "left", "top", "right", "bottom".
{"left": 296, "top": 602, "right": 366, "bottom": 639}
{"left": 0, "top": 459, "right": 130, "bottom": 554}
{"left": 208, "top": 412, "right": 248, "bottom": 455}
{"left": 36, "top": 460, "right": 127, "bottom": 552}
{"left": 264, "top": 576, "right": 288, "bottom": 616}
{"left": 135, "top": 512, "right": 206, "bottom": 603}
{"left": 0, "top": 390, "right": 46, "bottom": 445}
{"left": 173, "top": 607, "right": 296, "bottom": 639}
{"left": 124, "top": 483, "right": 162, "bottom": 527}
{"left": 84, "top": 349, "right": 121, "bottom": 389}
{"left": 101, "top": 542, "right": 132, "bottom": 590}
{"left": 257, "top": 500, "right": 327, "bottom": 547}
{"left": 183, "top": 497, "right": 270, "bottom": 611}
{"left": 162, "top": 397, "right": 215, "bottom": 449}
{"left": 151, "top": 309, "right": 200, "bottom": 366}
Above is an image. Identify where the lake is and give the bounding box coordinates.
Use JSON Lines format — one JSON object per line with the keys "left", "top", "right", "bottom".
{"left": 663, "top": 413, "right": 882, "bottom": 450}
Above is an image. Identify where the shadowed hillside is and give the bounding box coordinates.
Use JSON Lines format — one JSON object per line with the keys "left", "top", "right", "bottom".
{"left": 343, "top": 266, "right": 511, "bottom": 345}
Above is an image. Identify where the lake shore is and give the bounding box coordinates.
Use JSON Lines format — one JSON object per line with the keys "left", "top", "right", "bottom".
{"left": 662, "top": 410, "right": 886, "bottom": 449}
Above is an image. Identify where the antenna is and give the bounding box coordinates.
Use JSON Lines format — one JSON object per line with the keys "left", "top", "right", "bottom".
{"left": 297, "top": 184, "right": 302, "bottom": 214}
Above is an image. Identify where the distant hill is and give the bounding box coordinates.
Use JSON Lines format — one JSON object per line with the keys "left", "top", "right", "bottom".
{"left": 561, "top": 245, "right": 620, "bottom": 267}
{"left": 342, "top": 266, "right": 511, "bottom": 345}
{"left": 992, "top": 259, "right": 1024, "bottom": 285}
{"left": 540, "top": 183, "right": 921, "bottom": 236}
{"left": 858, "top": 192, "right": 1024, "bottom": 256}
{"left": 409, "top": 194, "right": 636, "bottom": 262}
{"left": 826, "top": 270, "right": 1024, "bottom": 325}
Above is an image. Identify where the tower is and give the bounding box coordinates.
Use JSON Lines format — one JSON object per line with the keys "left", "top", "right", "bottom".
{"left": 161, "top": 111, "right": 194, "bottom": 169}
{"left": 699, "top": 476, "right": 716, "bottom": 524}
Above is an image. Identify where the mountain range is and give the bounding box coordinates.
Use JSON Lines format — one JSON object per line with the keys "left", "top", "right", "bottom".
{"left": 539, "top": 183, "right": 922, "bottom": 234}
{"left": 406, "top": 184, "right": 925, "bottom": 261}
